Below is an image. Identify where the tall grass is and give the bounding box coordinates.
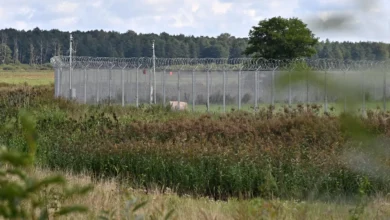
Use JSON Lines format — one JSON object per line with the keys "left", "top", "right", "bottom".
{"left": 1, "top": 84, "right": 390, "bottom": 202}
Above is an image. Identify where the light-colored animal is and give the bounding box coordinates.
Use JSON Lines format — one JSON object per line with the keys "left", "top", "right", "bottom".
{"left": 169, "top": 101, "right": 188, "bottom": 111}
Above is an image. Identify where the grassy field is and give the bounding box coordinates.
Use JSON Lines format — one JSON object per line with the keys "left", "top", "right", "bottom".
{"left": 0, "top": 70, "right": 54, "bottom": 85}
{"left": 2, "top": 70, "right": 390, "bottom": 219}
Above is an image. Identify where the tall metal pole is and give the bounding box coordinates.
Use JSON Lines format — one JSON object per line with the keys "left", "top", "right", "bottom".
{"left": 384, "top": 70, "right": 387, "bottom": 111}
{"left": 152, "top": 40, "right": 156, "bottom": 104}
{"left": 223, "top": 70, "right": 226, "bottom": 113}
{"left": 306, "top": 69, "right": 309, "bottom": 107}
{"left": 192, "top": 68, "right": 195, "bottom": 112}
{"left": 362, "top": 71, "right": 366, "bottom": 116}
{"left": 207, "top": 70, "right": 210, "bottom": 112}
{"left": 324, "top": 70, "right": 328, "bottom": 113}
{"left": 255, "top": 70, "right": 258, "bottom": 110}
{"left": 59, "top": 68, "right": 62, "bottom": 97}
{"left": 272, "top": 68, "right": 276, "bottom": 106}
{"left": 136, "top": 67, "right": 139, "bottom": 107}
{"left": 238, "top": 70, "right": 241, "bottom": 110}
{"left": 163, "top": 69, "right": 166, "bottom": 106}
{"left": 69, "top": 33, "right": 73, "bottom": 99}
{"left": 84, "top": 68, "right": 87, "bottom": 104}
{"left": 109, "top": 67, "right": 112, "bottom": 105}
{"left": 288, "top": 70, "right": 292, "bottom": 107}
{"left": 178, "top": 70, "right": 181, "bottom": 110}
{"left": 96, "top": 66, "right": 100, "bottom": 104}
{"left": 121, "top": 65, "right": 127, "bottom": 107}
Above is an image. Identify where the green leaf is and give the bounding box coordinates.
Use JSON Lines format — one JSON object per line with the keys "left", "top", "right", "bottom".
{"left": 0, "top": 151, "right": 32, "bottom": 167}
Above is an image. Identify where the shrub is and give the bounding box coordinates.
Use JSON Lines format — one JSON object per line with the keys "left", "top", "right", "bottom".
{"left": 0, "top": 110, "right": 93, "bottom": 219}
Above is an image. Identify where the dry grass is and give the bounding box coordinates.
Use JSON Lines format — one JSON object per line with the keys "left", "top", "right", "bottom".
{"left": 28, "top": 167, "right": 390, "bottom": 220}
{"left": 0, "top": 71, "right": 54, "bottom": 85}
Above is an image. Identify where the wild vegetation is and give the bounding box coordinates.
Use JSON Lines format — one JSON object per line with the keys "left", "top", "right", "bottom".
{"left": 0, "top": 83, "right": 389, "bottom": 204}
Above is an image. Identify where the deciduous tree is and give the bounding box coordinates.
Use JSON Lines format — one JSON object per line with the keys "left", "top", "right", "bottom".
{"left": 244, "top": 16, "right": 319, "bottom": 59}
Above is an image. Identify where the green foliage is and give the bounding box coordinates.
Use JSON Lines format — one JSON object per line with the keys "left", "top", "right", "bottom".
{"left": 0, "top": 109, "right": 93, "bottom": 219}
{"left": 2, "top": 83, "right": 390, "bottom": 207}
{"left": 0, "top": 43, "right": 12, "bottom": 64}
{"left": 244, "top": 16, "right": 319, "bottom": 59}
{"left": 0, "top": 28, "right": 389, "bottom": 65}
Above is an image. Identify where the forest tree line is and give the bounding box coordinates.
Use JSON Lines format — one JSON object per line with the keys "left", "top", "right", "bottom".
{"left": 0, "top": 27, "right": 389, "bottom": 65}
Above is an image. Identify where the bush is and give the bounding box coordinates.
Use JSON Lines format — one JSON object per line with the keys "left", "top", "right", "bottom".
{"left": 0, "top": 110, "right": 93, "bottom": 219}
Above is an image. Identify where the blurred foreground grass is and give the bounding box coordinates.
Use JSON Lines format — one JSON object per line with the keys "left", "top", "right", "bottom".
{"left": 27, "top": 167, "right": 390, "bottom": 220}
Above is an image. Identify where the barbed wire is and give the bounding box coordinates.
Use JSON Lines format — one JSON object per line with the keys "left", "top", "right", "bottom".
{"left": 50, "top": 56, "right": 388, "bottom": 71}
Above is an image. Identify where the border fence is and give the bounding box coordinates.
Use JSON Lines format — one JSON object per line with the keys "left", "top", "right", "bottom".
{"left": 50, "top": 56, "right": 390, "bottom": 113}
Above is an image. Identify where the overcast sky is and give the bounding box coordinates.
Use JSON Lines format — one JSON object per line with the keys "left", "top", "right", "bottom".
{"left": 0, "top": 0, "right": 389, "bottom": 42}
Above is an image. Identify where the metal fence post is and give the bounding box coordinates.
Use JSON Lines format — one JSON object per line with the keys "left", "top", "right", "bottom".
{"left": 210, "top": 72, "right": 213, "bottom": 97}
{"left": 324, "top": 70, "right": 328, "bottom": 113}
{"left": 343, "top": 68, "right": 349, "bottom": 113}
{"left": 192, "top": 65, "right": 198, "bottom": 112}
{"left": 68, "top": 66, "right": 71, "bottom": 99}
{"left": 96, "top": 65, "right": 102, "bottom": 104}
{"left": 96, "top": 68, "right": 99, "bottom": 104}
{"left": 223, "top": 69, "right": 226, "bottom": 113}
{"left": 255, "top": 65, "right": 261, "bottom": 110}
{"left": 177, "top": 67, "right": 183, "bottom": 109}
{"left": 59, "top": 67, "right": 63, "bottom": 97}
{"left": 362, "top": 70, "right": 366, "bottom": 115}
{"left": 163, "top": 69, "right": 166, "bottom": 106}
{"left": 238, "top": 70, "right": 241, "bottom": 110}
{"left": 255, "top": 70, "right": 258, "bottom": 110}
{"left": 108, "top": 66, "right": 112, "bottom": 105}
{"left": 192, "top": 69, "right": 195, "bottom": 112}
{"left": 121, "top": 64, "right": 127, "bottom": 107}
{"left": 84, "top": 67, "right": 87, "bottom": 104}
{"left": 149, "top": 68, "right": 152, "bottom": 105}
{"left": 306, "top": 69, "right": 309, "bottom": 106}
{"left": 55, "top": 68, "right": 60, "bottom": 97}
{"left": 54, "top": 68, "right": 58, "bottom": 97}
{"left": 288, "top": 70, "right": 292, "bottom": 107}
{"left": 177, "top": 70, "right": 180, "bottom": 108}
{"left": 271, "top": 68, "right": 277, "bottom": 106}
{"left": 163, "top": 68, "right": 167, "bottom": 106}
{"left": 207, "top": 69, "right": 210, "bottom": 112}
{"left": 177, "top": 62, "right": 185, "bottom": 110}
{"left": 136, "top": 62, "right": 142, "bottom": 107}
{"left": 383, "top": 67, "right": 387, "bottom": 111}
{"left": 153, "top": 67, "right": 156, "bottom": 105}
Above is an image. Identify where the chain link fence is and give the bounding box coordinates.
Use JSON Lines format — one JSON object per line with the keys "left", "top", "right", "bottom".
{"left": 50, "top": 56, "right": 390, "bottom": 113}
